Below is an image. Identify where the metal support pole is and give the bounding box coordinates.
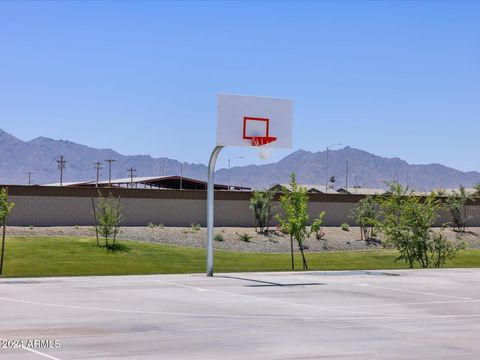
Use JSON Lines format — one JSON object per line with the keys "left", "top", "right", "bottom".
{"left": 207, "top": 145, "right": 224, "bottom": 277}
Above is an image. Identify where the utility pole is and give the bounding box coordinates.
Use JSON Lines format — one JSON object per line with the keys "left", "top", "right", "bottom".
{"left": 345, "top": 160, "right": 349, "bottom": 194}
{"left": 127, "top": 167, "right": 136, "bottom": 188}
{"left": 160, "top": 159, "right": 166, "bottom": 176}
{"left": 56, "top": 155, "right": 66, "bottom": 186}
{"left": 105, "top": 159, "right": 116, "bottom": 187}
{"left": 94, "top": 162, "right": 103, "bottom": 188}
{"left": 180, "top": 163, "right": 183, "bottom": 190}
{"left": 26, "top": 172, "right": 33, "bottom": 186}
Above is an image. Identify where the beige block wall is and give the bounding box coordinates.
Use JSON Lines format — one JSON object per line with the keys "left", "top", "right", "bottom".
{"left": 7, "top": 191, "right": 480, "bottom": 227}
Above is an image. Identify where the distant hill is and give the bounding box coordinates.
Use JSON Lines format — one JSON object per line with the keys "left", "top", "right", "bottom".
{"left": 1, "top": 128, "right": 479, "bottom": 190}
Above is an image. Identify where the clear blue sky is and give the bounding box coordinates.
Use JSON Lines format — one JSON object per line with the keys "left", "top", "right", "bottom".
{"left": 0, "top": 1, "right": 479, "bottom": 171}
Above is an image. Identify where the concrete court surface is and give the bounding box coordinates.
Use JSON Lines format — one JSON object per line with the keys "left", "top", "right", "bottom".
{"left": 1, "top": 269, "right": 480, "bottom": 360}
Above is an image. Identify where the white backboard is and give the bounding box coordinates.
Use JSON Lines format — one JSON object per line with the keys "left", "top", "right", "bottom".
{"left": 217, "top": 94, "right": 293, "bottom": 148}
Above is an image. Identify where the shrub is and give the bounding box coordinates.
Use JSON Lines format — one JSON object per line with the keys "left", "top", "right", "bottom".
{"left": 190, "top": 223, "right": 201, "bottom": 231}
{"left": 237, "top": 232, "right": 252, "bottom": 242}
{"left": 249, "top": 190, "right": 275, "bottom": 233}
{"left": 310, "top": 211, "right": 326, "bottom": 240}
{"left": 445, "top": 186, "right": 472, "bottom": 232}
{"left": 214, "top": 233, "right": 224, "bottom": 242}
{"left": 375, "top": 183, "right": 463, "bottom": 268}
{"left": 350, "top": 195, "right": 377, "bottom": 240}
{"left": 341, "top": 223, "right": 350, "bottom": 231}
{"left": 147, "top": 222, "right": 157, "bottom": 228}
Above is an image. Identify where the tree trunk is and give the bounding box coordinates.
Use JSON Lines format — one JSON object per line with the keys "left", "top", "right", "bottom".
{"left": 0, "top": 220, "right": 6, "bottom": 275}
{"left": 290, "top": 235, "right": 295, "bottom": 270}
{"left": 91, "top": 196, "right": 99, "bottom": 247}
{"left": 299, "top": 246, "right": 308, "bottom": 270}
{"left": 266, "top": 206, "right": 271, "bottom": 233}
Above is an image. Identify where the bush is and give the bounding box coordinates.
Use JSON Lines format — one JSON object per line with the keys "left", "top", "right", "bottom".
{"left": 350, "top": 195, "right": 377, "bottom": 240}
{"left": 147, "top": 223, "right": 157, "bottom": 228}
{"left": 214, "top": 233, "right": 224, "bottom": 242}
{"left": 310, "top": 212, "right": 326, "bottom": 240}
{"left": 237, "top": 232, "right": 252, "bottom": 242}
{"left": 190, "top": 223, "right": 201, "bottom": 231}
{"left": 341, "top": 223, "right": 350, "bottom": 231}
{"left": 445, "top": 186, "right": 472, "bottom": 232}
{"left": 250, "top": 190, "right": 275, "bottom": 233}
{"left": 375, "top": 183, "right": 463, "bottom": 268}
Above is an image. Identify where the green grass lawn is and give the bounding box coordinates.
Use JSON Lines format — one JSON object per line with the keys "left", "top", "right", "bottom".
{"left": 1, "top": 236, "right": 479, "bottom": 277}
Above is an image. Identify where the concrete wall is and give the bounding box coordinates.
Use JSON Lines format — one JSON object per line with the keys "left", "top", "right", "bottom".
{"left": 4, "top": 185, "right": 480, "bottom": 227}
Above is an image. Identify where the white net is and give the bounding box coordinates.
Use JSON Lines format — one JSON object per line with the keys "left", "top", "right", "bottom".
{"left": 252, "top": 137, "right": 276, "bottom": 160}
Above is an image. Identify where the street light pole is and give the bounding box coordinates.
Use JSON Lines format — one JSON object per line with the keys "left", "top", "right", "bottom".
{"left": 325, "top": 143, "right": 342, "bottom": 193}
{"left": 227, "top": 156, "right": 244, "bottom": 190}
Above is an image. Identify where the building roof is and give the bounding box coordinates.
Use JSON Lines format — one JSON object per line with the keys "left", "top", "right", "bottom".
{"left": 44, "top": 175, "right": 250, "bottom": 191}
{"left": 269, "top": 183, "right": 339, "bottom": 194}
{"left": 336, "top": 187, "right": 387, "bottom": 195}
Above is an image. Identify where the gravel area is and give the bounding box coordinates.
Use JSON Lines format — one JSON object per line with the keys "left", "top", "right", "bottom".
{"left": 6, "top": 225, "right": 479, "bottom": 253}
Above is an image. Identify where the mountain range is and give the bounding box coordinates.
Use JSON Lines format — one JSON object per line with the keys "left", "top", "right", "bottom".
{"left": 1, "top": 128, "right": 479, "bottom": 190}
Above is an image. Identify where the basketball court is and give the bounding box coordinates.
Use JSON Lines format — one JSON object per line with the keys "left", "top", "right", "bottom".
{"left": 1, "top": 269, "right": 480, "bottom": 359}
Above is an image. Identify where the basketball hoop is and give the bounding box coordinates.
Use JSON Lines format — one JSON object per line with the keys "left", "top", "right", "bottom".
{"left": 252, "top": 136, "right": 277, "bottom": 160}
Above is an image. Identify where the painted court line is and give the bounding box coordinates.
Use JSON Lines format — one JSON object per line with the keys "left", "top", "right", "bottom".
{"left": 152, "top": 279, "right": 467, "bottom": 317}
{"left": 0, "top": 295, "right": 479, "bottom": 325}
{"left": 0, "top": 338, "right": 61, "bottom": 360}
{"left": 354, "top": 283, "right": 473, "bottom": 300}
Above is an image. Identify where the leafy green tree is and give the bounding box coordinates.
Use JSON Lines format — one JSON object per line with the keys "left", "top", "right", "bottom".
{"left": 350, "top": 195, "right": 377, "bottom": 240}
{"left": 310, "top": 211, "right": 326, "bottom": 240}
{"left": 375, "top": 183, "right": 462, "bottom": 268}
{"left": 0, "top": 188, "right": 14, "bottom": 275}
{"left": 249, "top": 189, "right": 274, "bottom": 233}
{"left": 473, "top": 184, "right": 480, "bottom": 198}
{"left": 94, "top": 192, "right": 123, "bottom": 250}
{"left": 445, "top": 186, "right": 473, "bottom": 232}
{"left": 276, "top": 173, "right": 309, "bottom": 270}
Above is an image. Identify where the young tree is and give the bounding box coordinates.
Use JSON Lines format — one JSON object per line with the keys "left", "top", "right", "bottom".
{"left": 276, "top": 173, "right": 309, "bottom": 270}
{"left": 310, "top": 211, "right": 326, "bottom": 240}
{"left": 445, "top": 186, "right": 472, "bottom": 232}
{"left": 249, "top": 189, "right": 275, "bottom": 233}
{"left": 0, "top": 188, "right": 15, "bottom": 275}
{"left": 94, "top": 192, "right": 123, "bottom": 250}
{"left": 375, "top": 183, "right": 462, "bottom": 268}
{"left": 350, "top": 195, "right": 377, "bottom": 240}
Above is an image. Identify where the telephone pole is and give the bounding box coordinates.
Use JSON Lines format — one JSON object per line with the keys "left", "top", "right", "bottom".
{"left": 127, "top": 167, "right": 136, "bottom": 188}
{"left": 56, "top": 155, "right": 67, "bottom": 186}
{"left": 94, "top": 162, "right": 103, "bottom": 188}
{"left": 180, "top": 163, "right": 183, "bottom": 190}
{"left": 105, "top": 159, "right": 116, "bottom": 187}
{"left": 26, "top": 172, "right": 33, "bottom": 186}
{"left": 345, "top": 160, "right": 349, "bottom": 194}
